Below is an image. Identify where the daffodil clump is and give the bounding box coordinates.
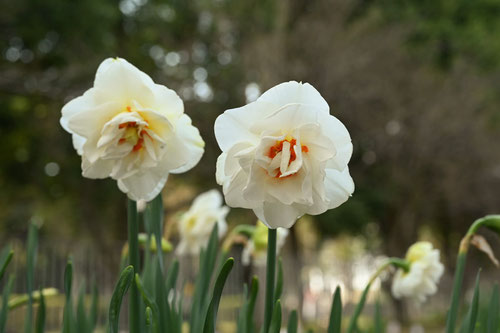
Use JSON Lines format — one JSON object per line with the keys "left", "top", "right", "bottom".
{"left": 1, "top": 57, "right": 498, "bottom": 333}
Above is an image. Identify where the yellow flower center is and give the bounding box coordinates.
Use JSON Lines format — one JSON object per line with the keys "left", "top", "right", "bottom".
{"left": 117, "top": 106, "right": 150, "bottom": 152}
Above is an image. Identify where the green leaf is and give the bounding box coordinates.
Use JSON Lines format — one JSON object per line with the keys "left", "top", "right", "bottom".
{"left": 466, "top": 270, "right": 481, "bottom": 333}
{"left": 0, "top": 247, "right": 13, "bottom": 282}
{"left": 486, "top": 284, "right": 499, "bottom": 333}
{"left": 108, "top": 266, "right": 134, "bottom": 333}
{"left": 274, "top": 257, "right": 283, "bottom": 302}
{"left": 165, "top": 259, "right": 179, "bottom": 292}
{"left": 88, "top": 282, "right": 99, "bottom": 332}
{"left": 347, "top": 282, "right": 372, "bottom": 333}
{"left": 287, "top": 310, "right": 298, "bottom": 333}
{"left": 76, "top": 283, "right": 88, "bottom": 333}
{"left": 237, "top": 276, "right": 259, "bottom": 333}
{"left": 35, "top": 287, "right": 46, "bottom": 333}
{"left": 268, "top": 300, "right": 282, "bottom": 333}
{"left": 24, "top": 223, "right": 38, "bottom": 333}
{"left": 145, "top": 194, "right": 164, "bottom": 271}
{"left": 237, "top": 284, "right": 249, "bottom": 333}
{"left": 0, "top": 275, "right": 15, "bottom": 333}
{"left": 246, "top": 277, "right": 259, "bottom": 333}
{"left": 134, "top": 274, "right": 159, "bottom": 333}
{"left": 63, "top": 259, "right": 74, "bottom": 333}
{"left": 190, "top": 224, "right": 220, "bottom": 333}
{"left": 154, "top": 259, "right": 167, "bottom": 333}
{"left": 203, "top": 258, "right": 234, "bottom": 333}
{"left": 127, "top": 198, "right": 141, "bottom": 333}
{"left": 145, "top": 306, "right": 153, "bottom": 333}
{"left": 446, "top": 252, "right": 468, "bottom": 333}
{"left": 327, "top": 286, "right": 342, "bottom": 333}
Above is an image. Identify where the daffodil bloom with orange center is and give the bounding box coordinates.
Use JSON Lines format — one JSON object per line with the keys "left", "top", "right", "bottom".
{"left": 60, "top": 58, "right": 204, "bottom": 201}
{"left": 215, "top": 81, "right": 354, "bottom": 229}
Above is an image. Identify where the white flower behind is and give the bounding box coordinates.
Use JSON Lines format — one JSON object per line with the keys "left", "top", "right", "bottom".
{"left": 176, "top": 190, "right": 229, "bottom": 255}
{"left": 60, "top": 57, "right": 204, "bottom": 201}
{"left": 242, "top": 221, "right": 289, "bottom": 266}
{"left": 392, "top": 241, "right": 444, "bottom": 302}
{"left": 215, "top": 81, "right": 354, "bottom": 229}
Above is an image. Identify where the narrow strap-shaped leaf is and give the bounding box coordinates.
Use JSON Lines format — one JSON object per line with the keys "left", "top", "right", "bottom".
{"left": 268, "top": 300, "right": 282, "bottom": 333}
{"left": 373, "top": 299, "right": 383, "bottom": 333}
{"left": 145, "top": 194, "right": 164, "bottom": 272}
{"left": 145, "top": 307, "right": 153, "bottom": 333}
{"left": 0, "top": 274, "right": 15, "bottom": 333}
{"left": 76, "top": 283, "right": 88, "bottom": 333}
{"left": 203, "top": 258, "right": 234, "bottom": 333}
{"left": 127, "top": 199, "right": 141, "bottom": 333}
{"left": 287, "top": 310, "right": 298, "bottom": 333}
{"left": 191, "top": 225, "right": 220, "bottom": 333}
{"left": 108, "top": 266, "right": 134, "bottom": 333}
{"left": 0, "top": 247, "right": 13, "bottom": 282}
{"left": 246, "top": 276, "right": 259, "bottom": 333}
{"left": 466, "top": 271, "right": 481, "bottom": 333}
{"left": 88, "top": 282, "right": 99, "bottom": 333}
{"left": 446, "top": 252, "right": 468, "bottom": 333}
{"left": 486, "top": 284, "right": 499, "bottom": 333}
{"left": 154, "top": 259, "right": 167, "bottom": 333}
{"left": 135, "top": 274, "right": 160, "bottom": 333}
{"left": 237, "top": 285, "right": 249, "bottom": 333}
{"left": 63, "top": 259, "right": 74, "bottom": 333}
{"left": 327, "top": 286, "right": 342, "bottom": 333}
{"left": 165, "top": 259, "right": 179, "bottom": 292}
{"left": 347, "top": 282, "right": 372, "bottom": 333}
{"left": 274, "top": 258, "right": 283, "bottom": 302}
{"left": 35, "top": 287, "right": 46, "bottom": 333}
{"left": 25, "top": 223, "right": 38, "bottom": 333}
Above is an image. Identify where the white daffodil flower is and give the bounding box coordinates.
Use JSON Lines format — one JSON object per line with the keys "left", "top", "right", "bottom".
{"left": 60, "top": 58, "right": 204, "bottom": 201}
{"left": 215, "top": 81, "right": 354, "bottom": 228}
{"left": 392, "top": 241, "right": 444, "bottom": 302}
{"left": 176, "top": 190, "right": 229, "bottom": 255}
{"left": 242, "top": 220, "right": 289, "bottom": 266}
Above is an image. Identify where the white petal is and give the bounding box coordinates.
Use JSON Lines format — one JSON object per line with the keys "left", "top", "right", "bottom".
{"left": 319, "top": 112, "right": 353, "bottom": 171}
{"left": 67, "top": 101, "right": 122, "bottom": 142}
{"left": 117, "top": 168, "right": 169, "bottom": 202}
{"left": 60, "top": 89, "right": 96, "bottom": 134}
{"left": 257, "top": 81, "right": 329, "bottom": 113}
{"left": 170, "top": 114, "right": 205, "bottom": 174}
{"left": 214, "top": 101, "right": 268, "bottom": 151}
{"left": 93, "top": 58, "right": 156, "bottom": 106}
{"left": 323, "top": 167, "right": 355, "bottom": 209}
{"left": 81, "top": 157, "right": 114, "bottom": 179}
{"left": 223, "top": 170, "right": 253, "bottom": 209}
{"left": 259, "top": 201, "right": 301, "bottom": 229}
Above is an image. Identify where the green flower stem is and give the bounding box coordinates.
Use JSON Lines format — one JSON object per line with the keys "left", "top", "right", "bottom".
{"left": 445, "top": 215, "right": 500, "bottom": 333}
{"left": 347, "top": 258, "right": 409, "bottom": 333}
{"left": 263, "top": 228, "right": 277, "bottom": 333}
{"left": 127, "top": 199, "right": 140, "bottom": 333}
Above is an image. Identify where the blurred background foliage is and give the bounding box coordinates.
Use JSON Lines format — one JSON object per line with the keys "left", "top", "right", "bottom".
{"left": 1, "top": 0, "right": 500, "bottom": 268}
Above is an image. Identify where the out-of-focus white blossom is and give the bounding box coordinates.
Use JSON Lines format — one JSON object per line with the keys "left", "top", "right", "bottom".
{"left": 392, "top": 241, "right": 444, "bottom": 302}
{"left": 176, "top": 190, "right": 229, "bottom": 255}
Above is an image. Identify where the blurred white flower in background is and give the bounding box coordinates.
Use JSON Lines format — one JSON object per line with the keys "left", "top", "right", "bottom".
{"left": 60, "top": 57, "right": 204, "bottom": 201}
{"left": 392, "top": 241, "right": 444, "bottom": 302}
{"left": 242, "top": 221, "right": 289, "bottom": 266}
{"left": 215, "top": 81, "right": 354, "bottom": 229}
{"left": 176, "top": 190, "right": 229, "bottom": 255}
